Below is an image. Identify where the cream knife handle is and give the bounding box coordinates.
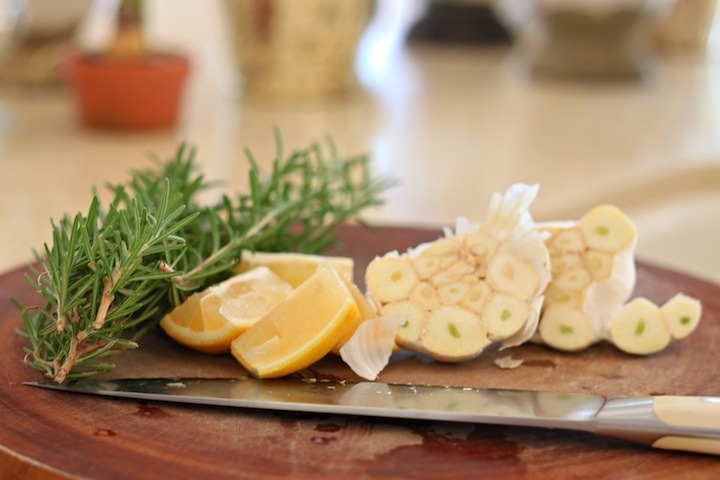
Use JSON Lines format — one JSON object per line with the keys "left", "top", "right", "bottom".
{"left": 594, "top": 396, "right": 720, "bottom": 455}
{"left": 651, "top": 396, "right": 720, "bottom": 455}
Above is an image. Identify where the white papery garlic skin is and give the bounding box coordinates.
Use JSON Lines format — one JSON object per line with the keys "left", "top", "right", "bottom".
{"left": 339, "top": 315, "right": 404, "bottom": 381}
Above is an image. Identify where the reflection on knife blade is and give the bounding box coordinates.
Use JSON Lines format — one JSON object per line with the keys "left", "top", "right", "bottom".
{"left": 25, "top": 377, "right": 720, "bottom": 456}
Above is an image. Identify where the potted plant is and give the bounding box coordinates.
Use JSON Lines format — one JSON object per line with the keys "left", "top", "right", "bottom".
{"left": 66, "top": 0, "right": 190, "bottom": 129}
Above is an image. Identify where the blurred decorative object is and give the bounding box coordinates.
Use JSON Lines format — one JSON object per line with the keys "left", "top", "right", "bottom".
{"left": 0, "top": 0, "right": 23, "bottom": 64}
{"left": 67, "top": 53, "right": 189, "bottom": 129}
{"left": 66, "top": 0, "right": 190, "bottom": 129}
{"left": 409, "top": 0, "right": 511, "bottom": 45}
{"left": 0, "top": 0, "right": 91, "bottom": 86}
{"left": 496, "top": 0, "right": 675, "bottom": 81}
{"left": 654, "top": 0, "right": 718, "bottom": 53}
{"left": 224, "top": 0, "right": 373, "bottom": 97}
{"left": 21, "top": 0, "right": 92, "bottom": 39}
{"left": 355, "top": 0, "right": 427, "bottom": 89}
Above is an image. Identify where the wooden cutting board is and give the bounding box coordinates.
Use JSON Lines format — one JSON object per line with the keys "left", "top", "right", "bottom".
{"left": 1, "top": 225, "right": 719, "bottom": 480}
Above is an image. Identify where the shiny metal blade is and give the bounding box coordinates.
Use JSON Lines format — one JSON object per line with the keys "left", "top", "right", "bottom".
{"left": 26, "top": 377, "right": 720, "bottom": 454}
{"left": 25, "top": 377, "right": 605, "bottom": 432}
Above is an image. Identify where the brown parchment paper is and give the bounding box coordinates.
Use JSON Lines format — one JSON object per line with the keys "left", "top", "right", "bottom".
{"left": 96, "top": 224, "right": 720, "bottom": 399}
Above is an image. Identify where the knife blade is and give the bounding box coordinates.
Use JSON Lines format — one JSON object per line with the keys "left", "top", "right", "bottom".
{"left": 25, "top": 377, "right": 720, "bottom": 456}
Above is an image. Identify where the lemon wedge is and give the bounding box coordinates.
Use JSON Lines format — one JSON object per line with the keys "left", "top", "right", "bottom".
{"left": 235, "top": 251, "right": 354, "bottom": 288}
{"left": 159, "top": 267, "right": 293, "bottom": 354}
{"left": 231, "top": 268, "right": 360, "bottom": 378}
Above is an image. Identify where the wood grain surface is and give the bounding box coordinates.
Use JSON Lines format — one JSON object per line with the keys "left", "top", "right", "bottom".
{"left": 1, "top": 225, "right": 719, "bottom": 480}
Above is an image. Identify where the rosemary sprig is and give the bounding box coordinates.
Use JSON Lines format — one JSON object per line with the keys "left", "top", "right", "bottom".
{"left": 17, "top": 135, "right": 396, "bottom": 382}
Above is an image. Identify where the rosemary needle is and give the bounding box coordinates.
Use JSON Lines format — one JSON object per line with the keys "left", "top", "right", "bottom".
{"left": 16, "top": 134, "right": 396, "bottom": 383}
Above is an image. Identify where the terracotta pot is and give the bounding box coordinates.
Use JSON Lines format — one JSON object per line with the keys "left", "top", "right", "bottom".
{"left": 66, "top": 52, "right": 190, "bottom": 129}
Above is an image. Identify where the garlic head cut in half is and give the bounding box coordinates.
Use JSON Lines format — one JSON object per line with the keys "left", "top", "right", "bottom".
{"left": 365, "top": 183, "right": 551, "bottom": 362}
{"left": 537, "top": 205, "right": 637, "bottom": 352}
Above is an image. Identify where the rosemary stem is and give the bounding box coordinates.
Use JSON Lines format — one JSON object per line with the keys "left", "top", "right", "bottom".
{"left": 175, "top": 208, "right": 279, "bottom": 287}
{"left": 92, "top": 276, "right": 115, "bottom": 330}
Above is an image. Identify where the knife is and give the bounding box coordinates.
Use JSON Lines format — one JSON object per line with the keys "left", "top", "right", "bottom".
{"left": 26, "top": 377, "right": 720, "bottom": 456}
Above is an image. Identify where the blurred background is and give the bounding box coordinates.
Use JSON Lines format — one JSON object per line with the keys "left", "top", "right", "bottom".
{"left": 0, "top": 0, "right": 719, "bottom": 285}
